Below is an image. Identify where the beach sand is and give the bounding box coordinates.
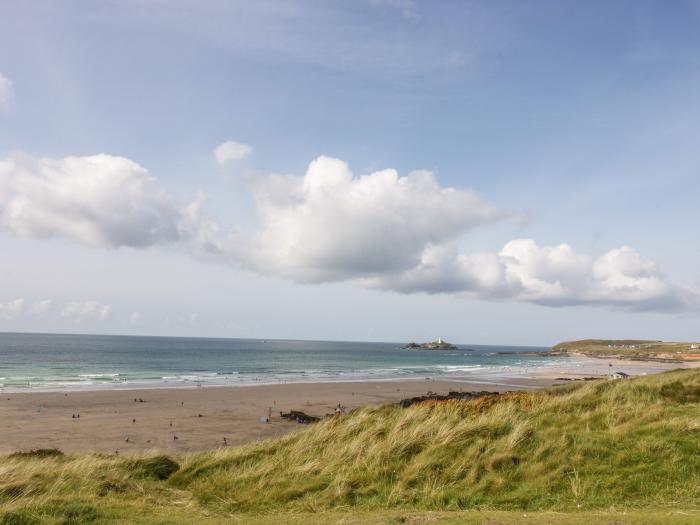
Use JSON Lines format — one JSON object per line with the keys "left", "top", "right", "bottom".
{"left": 0, "top": 377, "right": 547, "bottom": 454}
{"left": 0, "top": 357, "right": 691, "bottom": 454}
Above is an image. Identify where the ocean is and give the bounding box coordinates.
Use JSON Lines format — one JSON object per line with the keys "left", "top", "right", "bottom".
{"left": 0, "top": 332, "right": 562, "bottom": 391}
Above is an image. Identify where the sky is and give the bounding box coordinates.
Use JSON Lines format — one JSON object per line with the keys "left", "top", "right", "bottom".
{"left": 0, "top": 0, "right": 699, "bottom": 345}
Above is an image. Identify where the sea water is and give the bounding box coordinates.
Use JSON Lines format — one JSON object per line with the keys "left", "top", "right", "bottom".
{"left": 0, "top": 332, "right": 564, "bottom": 391}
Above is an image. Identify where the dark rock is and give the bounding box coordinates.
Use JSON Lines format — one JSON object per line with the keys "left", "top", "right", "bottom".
{"left": 398, "top": 390, "right": 499, "bottom": 408}
{"left": 280, "top": 410, "right": 321, "bottom": 424}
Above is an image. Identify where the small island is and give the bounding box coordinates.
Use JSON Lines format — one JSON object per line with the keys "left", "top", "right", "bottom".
{"left": 402, "top": 338, "right": 458, "bottom": 350}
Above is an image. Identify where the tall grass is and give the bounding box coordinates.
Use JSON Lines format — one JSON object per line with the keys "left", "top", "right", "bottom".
{"left": 1, "top": 369, "right": 698, "bottom": 523}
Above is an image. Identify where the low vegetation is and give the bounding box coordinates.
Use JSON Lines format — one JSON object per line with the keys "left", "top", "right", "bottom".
{"left": 550, "top": 339, "right": 700, "bottom": 360}
{"left": 1, "top": 369, "right": 698, "bottom": 524}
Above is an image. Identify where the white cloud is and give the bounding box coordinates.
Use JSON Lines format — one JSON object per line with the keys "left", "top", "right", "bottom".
{"left": 0, "top": 298, "right": 114, "bottom": 323}
{"left": 60, "top": 301, "right": 111, "bottom": 322}
{"left": 0, "top": 73, "right": 12, "bottom": 112}
{"left": 204, "top": 156, "right": 511, "bottom": 282}
{"left": 0, "top": 154, "right": 190, "bottom": 248}
{"left": 214, "top": 141, "right": 253, "bottom": 164}
{"left": 0, "top": 151, "right": 695, "bottom": 314}
{"left": 0, "top": 298, "right": 53, "bottom": 320}
{"left": 0, "top": 298, "right": 25, "bottom": 320}
{"left": 188, "top": 155, "right": 698, "bottom": 313}
{"left": 129, "top": 311, "right": 142, "bottom": 325}
{"left": 373, "top": 239, "right": 699, "bottom": 312}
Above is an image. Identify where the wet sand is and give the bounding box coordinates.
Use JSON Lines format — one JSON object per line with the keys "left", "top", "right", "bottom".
{"left": 0, "top": 357, "right": 691, "bottom": 454}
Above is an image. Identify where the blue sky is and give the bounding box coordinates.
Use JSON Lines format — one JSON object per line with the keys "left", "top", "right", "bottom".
{"left": 0, "top": 1, "right": 699, "bottom": 344}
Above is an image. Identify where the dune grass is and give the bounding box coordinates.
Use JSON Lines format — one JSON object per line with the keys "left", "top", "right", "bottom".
{"left": 1, "top": 369, "right": 698, "bottom": 524}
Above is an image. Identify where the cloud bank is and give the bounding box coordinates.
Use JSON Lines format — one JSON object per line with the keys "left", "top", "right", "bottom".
{"left": 372, "top": 240, "right": 697, "bottom": 312}
{"left": 1, "top": 151, "right": 697, "bottom": 313}
{"left": 61, "top": 301, "right": 111, "bottom": 322}
{"left": 0, "top": 73, "right": 12, "bottom": 112}
{"left": 0, "top": 298, "right": 25, "bottom": 320}
{"left": 0, "top": 298, "right": 109, "bottom": 322}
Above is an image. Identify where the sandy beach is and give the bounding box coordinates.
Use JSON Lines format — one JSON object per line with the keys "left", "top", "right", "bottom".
{"left": 0, "top": 357, "right": 692, "bottom": 455}
{"left": 0, "top": 377, "right": 541, "bottom": 454}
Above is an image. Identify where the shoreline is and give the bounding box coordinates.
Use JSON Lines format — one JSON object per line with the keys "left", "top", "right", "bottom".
{"left": 2, "top": 355, "right": 693, "bottom": 394}
{"left": 0, "top": 376, "right": 547, "bottom": 394}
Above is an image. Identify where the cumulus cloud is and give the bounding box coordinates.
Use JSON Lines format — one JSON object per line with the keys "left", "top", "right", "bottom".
{"left": 372, "top": 239, "right": 699, "bottom": 312}
{"left": 214, "top": 140, "right": 253, "bottom": 164}
{"left": 0, "top": 151, "right": 695, "bottom": 314}
{"left": 0, "top": 73, "right": 12, "bottom": 112}
{"left": 60, "top": 301, "right": 111, "bottom": 322}
{"left": 205, "top": 156, "right": 511, "bottom": 282}
{"left": 0, "top": 154, "right": 192, "bottom": 248}
{"left": 186, "top": 155, "right": 699, "bottom": 312}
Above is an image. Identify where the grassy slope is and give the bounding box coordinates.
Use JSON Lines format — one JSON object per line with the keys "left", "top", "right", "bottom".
{"left": 1, "top": 369, "right": 698, "bottom": 524}
{"left": 550, "top": 339, "right": 699, "bottom": 358}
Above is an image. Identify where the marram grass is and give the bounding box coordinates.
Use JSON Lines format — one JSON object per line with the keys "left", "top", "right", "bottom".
{"left": 1, "top": 369, "right": 698, "bottom": 524}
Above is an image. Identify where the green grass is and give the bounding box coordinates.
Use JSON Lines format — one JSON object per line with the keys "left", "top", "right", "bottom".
{"left": 1, "top": 369, "right": 698, "bottom": 524}
{"left": 550, "top": 339, "right": 700, "bottom": 358}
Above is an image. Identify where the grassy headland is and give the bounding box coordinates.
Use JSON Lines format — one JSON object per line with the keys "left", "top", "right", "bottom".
{"left": 550, "top": 339, "right": 700, "bottom": 361}
{"left": 1, "top": 369, "right": 698, "bottom": 524}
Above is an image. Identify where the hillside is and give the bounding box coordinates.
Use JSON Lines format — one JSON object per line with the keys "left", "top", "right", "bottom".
{"left": 1, "top": 369, "right": 699, "bottom": 524}
{"left": 550, "top": 339, "right": 700, "bottom": 361}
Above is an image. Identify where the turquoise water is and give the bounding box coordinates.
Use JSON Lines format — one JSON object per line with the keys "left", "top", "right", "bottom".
{"left": 0, "top": 332, "right": 559, "bottom": 391}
